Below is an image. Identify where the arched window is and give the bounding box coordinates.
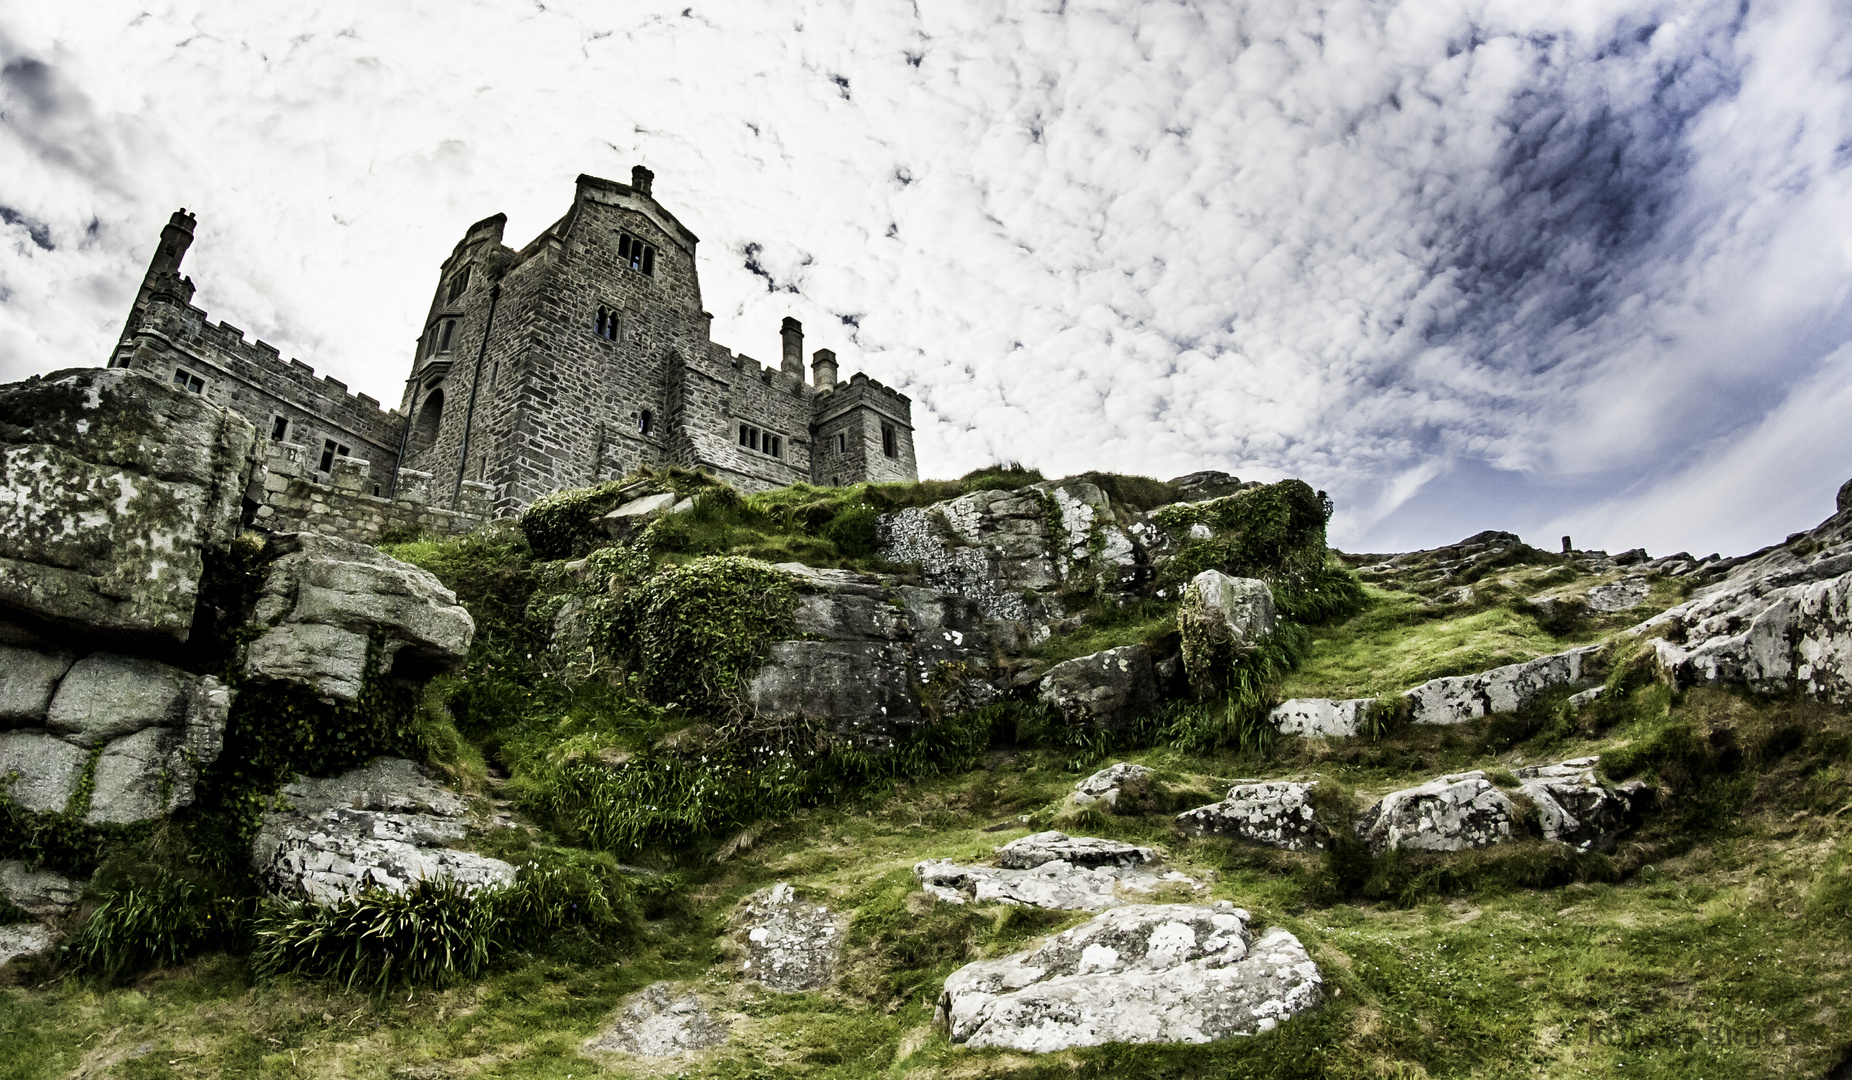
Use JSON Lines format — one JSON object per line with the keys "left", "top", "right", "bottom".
{"left": 595, "top": 307, "right": 620, "bottom": 340}
{"left": 411, "top": 389, "right": 445, "bottom": 453}
{"left": 638, "top": 409, "right": 653, "bottom": 436}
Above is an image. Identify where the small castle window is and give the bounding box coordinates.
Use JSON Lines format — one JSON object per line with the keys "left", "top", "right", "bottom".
{"left": 438, "top": 319, "right": 457, "bottom": 353}
{"left": 882, "top": 424, "right": 897, "bottom": 458}
{"left": 318, "top": 439, "right": 350, "bottom": 473}
{"left": 270, "top": 415, "right": 289, "bottom": 441}
{"left": 595, "top": 307, "right": 620, "bottom": 340}
{"left": 446, "top": 266, "right": 471, "bottom": 302}
{"left": 617, "top": 232, "right": 657, "bottom": 275}
{"left": 738, "top": 423, "right": 780, "bottom": 456}
{"left": 638, "top": 409, "right": 653, "bottom": 436}
{"left": 172, "top": 368, "right": 205, "bottom": 394}
{"left": 836, "top": 433, "right": 846, "bottom": 454}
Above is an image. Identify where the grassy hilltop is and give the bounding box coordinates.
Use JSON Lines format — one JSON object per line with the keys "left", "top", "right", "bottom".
{"left": 2, "top": 466, "right": 1849, "bottom": 1079}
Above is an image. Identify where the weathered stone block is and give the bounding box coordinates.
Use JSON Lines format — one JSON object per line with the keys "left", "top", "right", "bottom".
{"left": 0, "top": 860, "right": 81, "bottom": 918}
{"left": 243, "top": 533, "right": 474, "bottom": 701}
{"left": 394, "top": 469, "right": 432, "bottom": 505}
{"left": 45, "top": 653, "right": 189, "bottom": 748}
{"left": 1357, "top": 771, "right": 1514, "bottom": 853}
{"left": 0, "top": 730, "right": 88, "bottom": 813}
{"left": 0, "top": 645, "right": 74, "bottom": 726}
{"left": 0, "top": 368, "right": 256, "bottom": 644}
{"left": 1038, "top": 644, "right": 1157, "bottom": 732}
{"left": 329, "top": 455, "right": 370, "bottom": 492}
{"left": 1177, "top": 781, "right": 1326, "bottom": 850}
{"left": 1178, "top": 571, "right": 1277, "bottom": 697}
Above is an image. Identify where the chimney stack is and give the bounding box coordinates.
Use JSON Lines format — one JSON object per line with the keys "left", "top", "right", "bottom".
{"left": 780, "top": 317, "right": 805, "bottom": 378}
{"left": 631, "top": 165, "right": 654, "bottom": 196}
{"left": 811, "top": 348, "right": 838, "bottom": 390}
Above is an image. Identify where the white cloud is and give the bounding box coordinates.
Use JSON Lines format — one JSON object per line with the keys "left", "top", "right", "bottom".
{"left": 0, "top": 0, "right": 1849, "bottom": 556}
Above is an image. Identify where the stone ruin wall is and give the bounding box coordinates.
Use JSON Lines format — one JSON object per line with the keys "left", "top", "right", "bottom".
{"left": 251, "top": 442, "right": 488, "bottom": 544}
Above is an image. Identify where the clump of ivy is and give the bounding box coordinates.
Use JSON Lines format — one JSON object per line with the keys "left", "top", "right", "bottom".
{"left": 627, "top": 556, "right": 798, "bottom": 713}
{"left": 519, "top": 467, "right": 731, "bottom": 559}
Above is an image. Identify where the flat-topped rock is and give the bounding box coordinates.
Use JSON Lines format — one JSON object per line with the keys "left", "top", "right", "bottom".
{"left": 1177, "top": 781, "right": 1326, "bottom": 850}
{"left": 584, "top": 982, "right": 730, "bottom": 1057}
{"left": 252, "top": 757, "right": 513, "bottom": 904}
{"left": 937, "top": 902, "right": 1323, "bottom": 1051}
{"left": 915, "top": 857, "right": 1200, "bottom": 911}
{"left": 1405, "top": 646, "right": 1604, "bottom": 726}
{"left": 734, "top": 883, "right": 845, "bottom": 992}
{"left": 994, "top": 831, "right": 1155, "bottom": 870}
{"left": 1270, "top": 697, "right": 1372, "bottom": 737}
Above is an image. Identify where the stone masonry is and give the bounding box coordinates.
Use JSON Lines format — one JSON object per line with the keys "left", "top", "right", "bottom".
{"left": 107, "top": 171, "right": 922, "bottom": 524}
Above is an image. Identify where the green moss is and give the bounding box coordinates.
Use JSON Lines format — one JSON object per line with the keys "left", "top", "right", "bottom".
{"left": 628, "top": 556, "right": 798, "bottom": 713}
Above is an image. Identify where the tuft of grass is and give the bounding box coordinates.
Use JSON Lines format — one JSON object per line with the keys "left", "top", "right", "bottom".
{"left": 70, "top": 870, "right": 251, "bottom": 983}
{"left": 252, "top": 879, "right": 499, "bottom": 993}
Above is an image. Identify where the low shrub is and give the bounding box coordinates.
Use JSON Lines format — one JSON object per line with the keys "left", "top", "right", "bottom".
{"left": 70, "top": 870, "right": 250, "bottom": 982}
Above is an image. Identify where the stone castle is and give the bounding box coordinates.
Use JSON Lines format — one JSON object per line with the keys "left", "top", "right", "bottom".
{"left": 105, "top": 166, "right": 919, "bottom": 521}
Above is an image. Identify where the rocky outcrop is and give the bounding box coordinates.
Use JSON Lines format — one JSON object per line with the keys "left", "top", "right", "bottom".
{"left": 0, "top": 653, "right": 228, "bottom": 824}
{"left": 252, "top": 757, "right": 514, "bottom": 904}
{"left": 1516, "top": 757, "right": 1645, "bottom": 851}
{"left": 584, "top": 982, "right": 730, "bottom": 1056}
{"left": 917, "top": 830, "right": 1197, "bottom": 911}
{"left": 734, "top": 883, "right": 845, "bottom": 992}
{"left": 1404, "top": 646, "right": 1603, "bottom": 726}
{"left": 1071, "top": 762, "right": 1155, "bottom": 812}
{"left": 0, "top": 860, "right": 81, "bottom": 919}
{"left": 243, "top": 532, "right": 475, "bottom": 702}
{"left": 1177, "top": 571, "right": 1276, "bottom": 697}
{"left": 747, "top": 564, "right": 997, "bottom": 751}
{"left": 1038, "top": 645, "right": 1158, "bottom": 732}
{"left": 1357, "top": 771, "right": 1515, "bottom": 853}
{"left": 0, "top": 368, "right": 255, "bottom": 645}
{"left": 1168, "top": 471, "right": 1252, "bottom": 502}
{"left": 995, "top": 831, "right": 1155, "bottom": 869}
{"left": 1639, "top": 502, "right": 1852, "bottom": 704}
{"left": 1177, "top": 781, "right": 1326, "bottom": 850}
{"left": 876, "top": 479, "right": 1145, "bottom": 644}
{"left": 937, "top": 902, "right": 1322, "bottom": 1051}
{"left": 1270, "top": 697, "right": 1373, "bottom": 737}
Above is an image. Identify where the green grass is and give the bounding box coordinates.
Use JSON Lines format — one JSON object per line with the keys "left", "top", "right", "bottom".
{"left": 1280, "top": 585, "right": 1600, "bottom": 700}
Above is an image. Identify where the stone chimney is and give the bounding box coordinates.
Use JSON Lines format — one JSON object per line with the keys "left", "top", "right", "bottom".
{"left": 780, "top": 317, "right": 805, "bottom": 378}
{"left": 631, "top": 165, "right": 654, "bottom": 196}
{"left": 811, "top": 348, "right": 838, "bottom": 390}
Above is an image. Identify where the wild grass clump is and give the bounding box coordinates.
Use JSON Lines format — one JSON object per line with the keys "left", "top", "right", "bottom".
{"left": 629, "top": 556, "right": 798, "bottom": 712}
{"left": 253, "top": 878, "right": 497, "bottom": 992}
{"left": 71, "top": 870, "right": 251, "bottom": 983}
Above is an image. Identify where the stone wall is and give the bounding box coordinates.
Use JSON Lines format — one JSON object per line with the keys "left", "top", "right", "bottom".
{"left": 252, "top": 443, "right": 488, "bottom": 544}
{"left": 111, "top": 297, "right": 403, "bottom": 482}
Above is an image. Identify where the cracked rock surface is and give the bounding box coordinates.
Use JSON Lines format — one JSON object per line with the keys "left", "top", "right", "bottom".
{"left": 734, "top": 883, "right": 845, "bottom": 992}
{"left": 1358, "top": 771, "right": 1515, "bottom": 854}
{"left": 937, "top": 901, "right": 1323, "bottom": 1051}
{"left": 1177, "top": 781, "right": 1326, "bottom": 851}
{"left": 253, "top": 757, "right": 515, "bottom": 904}
{"left": 994, "top": 831, "right": 1155, "bottom": 870}
{"left": 584, "top": 982, "right": 730, "bottom": 1056}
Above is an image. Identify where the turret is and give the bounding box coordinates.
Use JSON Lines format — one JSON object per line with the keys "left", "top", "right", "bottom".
{"left": 117, "top": 209, "right": 198, "bottom": 351}
{"left": 780, "top": 317, "right": 805, "bottom": 379}
{"left": 811, "top": 348, "right": 838, "bottom": 390}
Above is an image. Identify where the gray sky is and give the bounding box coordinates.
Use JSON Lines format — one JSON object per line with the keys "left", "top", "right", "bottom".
{"left": 3, "top": 0, "right": 1850, "bottom": 556}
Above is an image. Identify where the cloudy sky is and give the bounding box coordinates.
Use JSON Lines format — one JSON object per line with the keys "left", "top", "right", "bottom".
{"left": 3, "top": 0, "right": 1850, "bottom": 556}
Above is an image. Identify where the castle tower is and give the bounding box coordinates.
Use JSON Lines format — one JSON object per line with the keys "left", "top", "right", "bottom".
{"left": 116, "top": 209, "right": 197, "bottom": 351}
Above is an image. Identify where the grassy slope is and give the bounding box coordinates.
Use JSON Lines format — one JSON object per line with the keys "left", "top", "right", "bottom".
{"left": 4, "top": 481, "right": 1851, "bottom": 1079}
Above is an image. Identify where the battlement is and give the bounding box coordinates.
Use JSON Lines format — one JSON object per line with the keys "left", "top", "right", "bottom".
{"left": 124, "top": 298, "right": 403, "bottom": 449}
{"left": 814, "top": 369, "right": 913, "bottom": 427}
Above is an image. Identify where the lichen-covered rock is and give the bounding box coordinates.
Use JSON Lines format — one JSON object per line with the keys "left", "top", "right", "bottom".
{"left": 876, "top": 479, "right": 1145, "bottom": 643}
{"left": 0, "top": 645, "right": 73, "bottom": 725}
{"left": 937, "top": 902, "right": 1322, "bottom": 1051}
{"left": 253, "top": 757, "right": 514, "bottom": 904}
{"left": 916, "top": 851, "right": 1199, "bottom": 911}
{"left": 0, "top": 923, "right": 55, "bottom": 967}
{"left": 0, "top": 368, "right": 256, "bottom": 645}
{"left": 0, "top": 860, "right": 81, "bottom": 918}
{"left": 734, "top": 883, "right": 845, "bottom": 992}
{"left": 243, "top": 533, "right": 475, "bottom": 702}
{"left": 1177, "top": 571, "right": 1276, "bottom": 697}
{"left": 1357, "top": 771, "right": 1515, "bottom": 853}
{"left": 995, "top": 831, "right": 1155, "bottom": 870}
{"left": 1177, "top": 781, "right": 1326, "bottom": 850}
{"left": 747, "top": 565, "right": 995, "bottom": 751}
{"left": 0, "top": 730, "right": 88, "bottom": 813}
{"left": 585, "top": 982, "right": 730, "bottom": 1056}
{"left": 1516, "top": 756, "right": 1643, "bottom": 851}
{"left": 1270, "top": 697, "right": 1372, "bottom": 737}
{"left": 1071, "top": 762, "right": 1155, "bottom": 812}
{"left": 1038, "top": 645, "right": 1157, "bottom": 732}
{"left": 1585, "top": 577, "right": 1653, "bottom": 613}
{"left": 1404, "top": 646, "right": 1603, "bottom": 726}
